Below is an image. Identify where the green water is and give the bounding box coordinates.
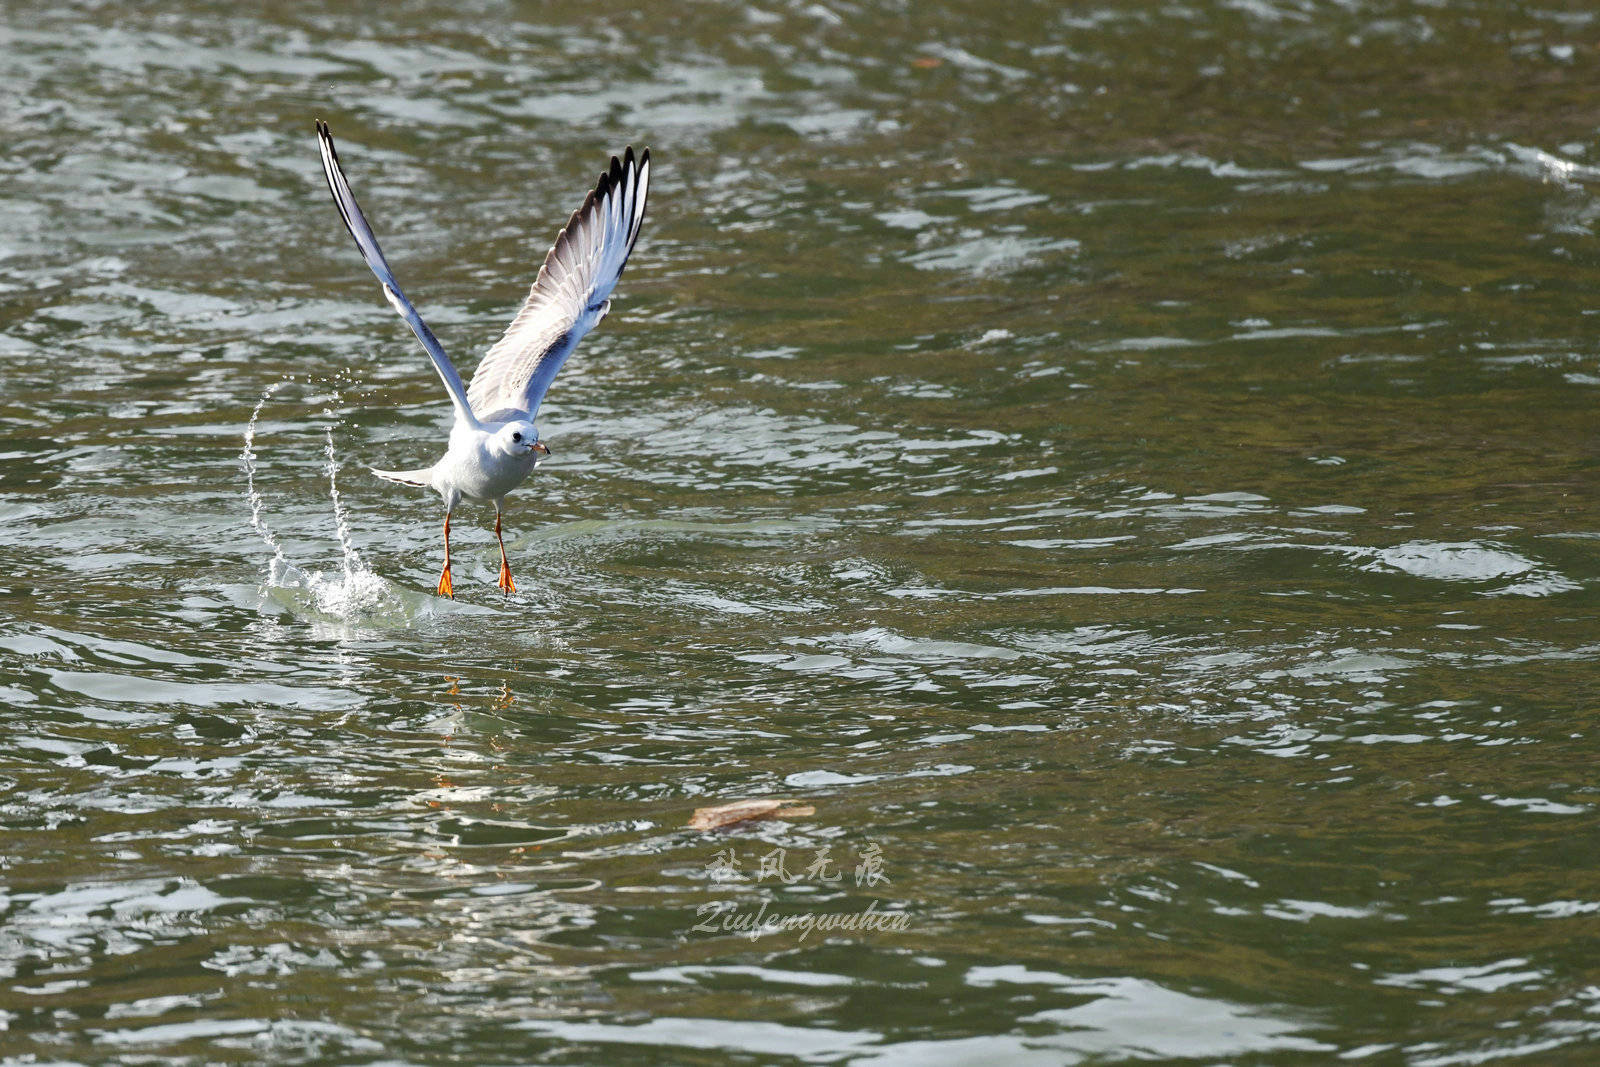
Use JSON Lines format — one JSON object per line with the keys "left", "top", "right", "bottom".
{"left": 2, "top": 1, "right": 1598, "bottom": 1062}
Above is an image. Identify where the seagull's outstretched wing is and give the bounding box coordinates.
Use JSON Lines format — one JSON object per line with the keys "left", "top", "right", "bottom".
{"left": 316, "top": 120, "right": 479, "bottom": 429}
{"left": 466, "top": 146, "right": 650, "bottom": 422}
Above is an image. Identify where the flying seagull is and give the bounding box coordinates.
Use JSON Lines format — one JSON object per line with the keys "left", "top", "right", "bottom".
{"left": 314, "top": 121, "right": 650, "bottom": 597}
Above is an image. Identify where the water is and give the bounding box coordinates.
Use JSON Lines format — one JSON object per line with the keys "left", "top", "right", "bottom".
{"left": 3, "top": 1, "right": 1599, "bottom": 1062}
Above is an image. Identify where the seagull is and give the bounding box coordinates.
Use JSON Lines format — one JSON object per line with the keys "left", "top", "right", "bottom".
{"left": 314, "top": 121, "right": 650, "bottom": 598}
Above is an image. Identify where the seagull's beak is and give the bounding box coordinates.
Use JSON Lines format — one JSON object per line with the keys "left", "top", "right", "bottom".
{"left": 532, "top": 441, "right": 551, "bottom": 456}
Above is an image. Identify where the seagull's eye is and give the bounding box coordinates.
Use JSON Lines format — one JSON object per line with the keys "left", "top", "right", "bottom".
{"left": 512, "top": 432, "right": 522, "bottom": 442}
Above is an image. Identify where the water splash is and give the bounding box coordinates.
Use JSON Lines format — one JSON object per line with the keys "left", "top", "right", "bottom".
{"left": 304, "top": 426, "right": 389, "bottom": 616}
{"left": 241, "top": 383, "right": 403, "bottom": 622}
{"left": 242, "top": 382, "right": 293, "bottom": 586}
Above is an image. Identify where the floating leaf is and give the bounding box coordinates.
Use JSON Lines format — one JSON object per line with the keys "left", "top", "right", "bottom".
{"left": 689, "top": 799, "right": 816, "bottom": 831}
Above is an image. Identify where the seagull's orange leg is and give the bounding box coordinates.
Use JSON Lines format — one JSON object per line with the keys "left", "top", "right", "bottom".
{"left": 495, "top": 509, "right": 516, "bottom": 594}
{"left": 435, "top": 511, "right": 454, "bottom": 598}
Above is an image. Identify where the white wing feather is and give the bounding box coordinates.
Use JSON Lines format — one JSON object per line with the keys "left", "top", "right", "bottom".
{"left": 467, "top": 146, "right": 651, "bottom": 422}
{"left": 316, "top": 120, "right": 480, "bottom": 429}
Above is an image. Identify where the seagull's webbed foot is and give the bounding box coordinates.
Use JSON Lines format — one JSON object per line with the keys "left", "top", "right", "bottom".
{"left": 436, "top": 511, "right": 455, "bottom": 599}
{"left": 494, "top": 507, "right": 516, "bottom": 595}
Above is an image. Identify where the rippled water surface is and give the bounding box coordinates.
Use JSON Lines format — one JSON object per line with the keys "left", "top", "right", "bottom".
{"left": 3, "top": 1, "right": 1599, "bottom": 1062}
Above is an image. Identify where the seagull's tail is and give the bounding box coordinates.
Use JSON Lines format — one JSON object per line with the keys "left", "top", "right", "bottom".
{"left": 371, "top": 466, "right": 433, "bottom": 488}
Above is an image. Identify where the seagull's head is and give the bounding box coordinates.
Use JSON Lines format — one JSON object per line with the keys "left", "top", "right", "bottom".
{"left": 495, "top": 420, "right": 548, "bottom": 462}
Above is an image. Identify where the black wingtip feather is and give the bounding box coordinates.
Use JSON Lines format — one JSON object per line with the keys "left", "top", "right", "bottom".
{"left": 316, "top": 119, "right": 336, "bottom": 162}
{"left": 315, "top": 121, "right": 359, "bottom": 246}
{"left": 497, "top": 141, "right": 652, "bottom": 313}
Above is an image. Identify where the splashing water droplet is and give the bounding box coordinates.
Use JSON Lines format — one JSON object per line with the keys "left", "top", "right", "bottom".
{"left": 242, "top": 384, "right": 405, "bottom": 622}
{"left": 305, "top": 426, "right": 390, "bottom": 616}
{"left": 242, "top": 382, "right": 294, "bottom": 586}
